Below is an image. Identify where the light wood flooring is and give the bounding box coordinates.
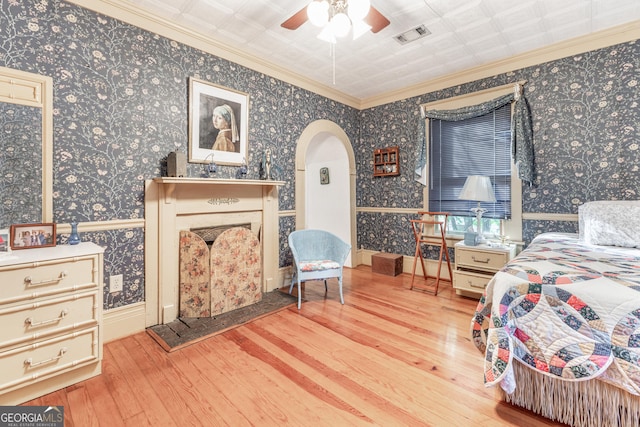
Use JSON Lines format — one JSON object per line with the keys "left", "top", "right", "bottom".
{"left": 24, "top": 266, "right": 564, "bottom": 426}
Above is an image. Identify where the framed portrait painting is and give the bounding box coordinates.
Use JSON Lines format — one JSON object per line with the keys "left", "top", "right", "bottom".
{"left": 188, "top": 77, "right": 249, "bottom": 166}
{"left": 10, "top": 223, "right": 57, "bottom": 250}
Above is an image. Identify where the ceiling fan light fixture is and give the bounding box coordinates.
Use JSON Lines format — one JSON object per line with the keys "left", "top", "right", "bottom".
{"left": 317, "top": 25, "right": 336, "bottom": 43}
{"left": 347, "top": 0, "right": 370, "bottom": 21}
{"left": 308, "top": 0, "right": 329, "bottom": 27}
{"left": 330, "top": 12, "right": 351, "bottom": 38}
{"left": 352, "top": 19, "right": 371, "bottom": 40}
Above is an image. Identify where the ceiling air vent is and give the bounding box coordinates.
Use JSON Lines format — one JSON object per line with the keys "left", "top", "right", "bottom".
{"left": 393, "top": 24, "right": 430, "bottom": 45}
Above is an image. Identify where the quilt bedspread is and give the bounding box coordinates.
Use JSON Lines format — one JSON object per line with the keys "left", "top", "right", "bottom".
{"left": 472, "top": 232, "right": 640, "bottom": 395}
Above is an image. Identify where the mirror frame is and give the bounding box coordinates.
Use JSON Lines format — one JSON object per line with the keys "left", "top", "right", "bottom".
{"left": 0, "top": 66, "right": 53, "bottom": 223}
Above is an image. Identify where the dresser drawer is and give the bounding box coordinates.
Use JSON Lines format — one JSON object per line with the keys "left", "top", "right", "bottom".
{"left": 453, "top": 270, "right": 492, "bottom": 293}
{"left": 0, "top": 327, "right": 99, "bottom": 394}
{"left": 0, "top": 256, "right": 99, "bottom": 305}
{"left": 0, "top": 292, "right": 98, "bottom": 351}
{"left": 456, "top": 247, "right": 509, "bottom": 272}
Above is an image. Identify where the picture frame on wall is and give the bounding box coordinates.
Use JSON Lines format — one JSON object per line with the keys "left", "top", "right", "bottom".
{"left": 320, "top": 167, "right": 330, "bottom": 185}
{"left": 188, "top": 77, "right": 249, "bottom": 166}
{"left": 10, "top": 223, "right": 57, "bottom": 250}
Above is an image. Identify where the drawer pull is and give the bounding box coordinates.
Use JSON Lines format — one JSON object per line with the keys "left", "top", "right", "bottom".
{"left": 25, "top": 309, "right": 69, "bottom": 327}
{"left": 469, "top": 281, "right": 486, "bottom": 289}
{"left": 24, "top": 271, "right": 68, "bottom": 287}
{"left": 24, "top": 347, "right": 67, "bottom": 368}
{"left": 471, "top": 256, "right": 490, "bottom": 264}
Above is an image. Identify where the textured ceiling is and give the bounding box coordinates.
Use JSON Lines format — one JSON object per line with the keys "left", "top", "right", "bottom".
{"left": 122, "top": 0, "right": 640, "bottom": 101}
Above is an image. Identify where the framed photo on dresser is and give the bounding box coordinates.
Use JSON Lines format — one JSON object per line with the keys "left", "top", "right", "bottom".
{"left": 0, "top": 228, "right": 10, "bottom": 256}
{"left": 10, "top": 223, "right": 56, "bottom": 249}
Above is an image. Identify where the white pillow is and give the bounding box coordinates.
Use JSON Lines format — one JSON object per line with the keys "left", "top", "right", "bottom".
{"left": 579, "top": 200, "right": 640, "bottom": 248}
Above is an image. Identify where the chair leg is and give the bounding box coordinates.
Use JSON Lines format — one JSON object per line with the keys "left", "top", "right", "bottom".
{"left": 289, "top": 271, "right": 296, "bottom": 295}
{"left": 297, "top": 279, "right": 302, "bottom": 309}
{"left": 324, "top": 279, "right": 328, "bottom": 293}
{"left": 338, "top": 276, "right": 344, "bottom": 305}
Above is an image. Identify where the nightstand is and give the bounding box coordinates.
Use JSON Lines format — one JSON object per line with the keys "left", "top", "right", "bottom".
{"left": 453, "top": 241, "right": 516, "bottom": 298}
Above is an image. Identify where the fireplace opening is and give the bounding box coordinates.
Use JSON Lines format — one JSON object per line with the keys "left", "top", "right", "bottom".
{"left": 190, "top": 223, "right": 252, "bottom": 247}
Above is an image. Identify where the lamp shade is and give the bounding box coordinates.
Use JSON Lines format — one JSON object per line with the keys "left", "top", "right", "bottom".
{"left": 458, "top": 175, "right": 496, "bottom": 202}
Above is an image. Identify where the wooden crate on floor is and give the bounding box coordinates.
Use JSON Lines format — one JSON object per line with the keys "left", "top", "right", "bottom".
{"left": 371, "top": 253, "right": 403, "bottom": 276}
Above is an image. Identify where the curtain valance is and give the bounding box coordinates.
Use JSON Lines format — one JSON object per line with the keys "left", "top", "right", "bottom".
{"left": 414, "top": 85, "right": 534, "bottom": 186}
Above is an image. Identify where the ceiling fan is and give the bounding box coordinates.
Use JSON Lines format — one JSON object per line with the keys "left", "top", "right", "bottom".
{"left": 281, "top": 0, "right": 390, "bottom": 35}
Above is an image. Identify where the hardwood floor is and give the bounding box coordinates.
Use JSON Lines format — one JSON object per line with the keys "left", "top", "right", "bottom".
{"left": 24, "top": 266, "right": 563, "bottom": 426}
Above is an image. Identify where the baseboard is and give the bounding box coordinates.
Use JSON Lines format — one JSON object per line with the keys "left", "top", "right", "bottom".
{"left": 103, "top": 302, "right": 146, "bottom": 343}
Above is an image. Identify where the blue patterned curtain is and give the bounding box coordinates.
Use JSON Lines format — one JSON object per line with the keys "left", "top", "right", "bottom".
{"left": 414, "top": 89, "right": 534, "bottom": 186}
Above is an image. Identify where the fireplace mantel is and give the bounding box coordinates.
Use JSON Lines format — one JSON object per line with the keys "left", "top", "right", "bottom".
{"left": 145, "top": 178, "right": 285, "bottom": 326}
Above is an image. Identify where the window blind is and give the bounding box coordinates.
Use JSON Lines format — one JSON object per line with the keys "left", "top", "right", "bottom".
{"left": 428, "top": 104, "right": 511, "bottom": 219}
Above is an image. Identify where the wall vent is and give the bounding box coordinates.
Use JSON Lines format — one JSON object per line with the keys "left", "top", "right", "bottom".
{"left": 393, "top": 24, "right": 430, "bottom": 45}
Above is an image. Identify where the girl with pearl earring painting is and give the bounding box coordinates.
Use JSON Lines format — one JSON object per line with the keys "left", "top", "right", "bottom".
{"left": 211, "top": 104, "right": 239, "bottom": 152}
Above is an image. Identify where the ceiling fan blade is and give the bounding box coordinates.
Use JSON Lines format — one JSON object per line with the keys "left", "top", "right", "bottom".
{"left": 281, "top": 5, "right": 309, "bottom": 30}
{"left": 365, "top": 6, "right": 390, "bottom": 33}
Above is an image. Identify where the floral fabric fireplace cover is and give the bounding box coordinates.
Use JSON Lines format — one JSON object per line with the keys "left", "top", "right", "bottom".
{"left": 179, "top": 227, "right": 262, "bottom": 318}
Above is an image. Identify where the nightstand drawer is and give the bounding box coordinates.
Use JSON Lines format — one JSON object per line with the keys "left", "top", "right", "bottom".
{"left": 454, "top": 270, "right": 492, "bottom": 293}
{"left": 456, "top": 248, "right": 509, "bottom": 272}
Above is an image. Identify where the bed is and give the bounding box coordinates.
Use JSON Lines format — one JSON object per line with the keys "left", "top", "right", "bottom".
{"left": 471, "top": 201, "right": 640, "bottom": 427}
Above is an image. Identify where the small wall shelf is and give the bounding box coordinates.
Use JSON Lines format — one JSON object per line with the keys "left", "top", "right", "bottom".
{"left": 373, "top": 146, "right": 399, "bottom": 177}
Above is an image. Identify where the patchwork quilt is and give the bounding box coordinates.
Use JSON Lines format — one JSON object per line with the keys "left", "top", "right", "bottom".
{"left": 472, "top": 232, "right": 640, "bottom": 395}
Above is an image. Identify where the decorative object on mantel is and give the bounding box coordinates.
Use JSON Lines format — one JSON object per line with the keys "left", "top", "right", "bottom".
{"left": 68, "top": 221, "right": 81, "bottom": 245}
{"left": 167, "top": 150, "right": 186, "bottom": 177}
{"left": 260, "top": 148, "right": 273, "bottom": 180}
{"left": 202, "top": 152, "right": 217, "bottom": 176}
{"left": 235, "top": 158, "right": 248, "bottom": 179}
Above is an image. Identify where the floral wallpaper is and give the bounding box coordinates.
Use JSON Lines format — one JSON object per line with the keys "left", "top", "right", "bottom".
{"left": 1, "top": 0, "right": 638, "bottom": 311}
{"left": 0, "top": 0, "right": 358, "bottom": 308}
{"left": 357, "top": 41, "right": 639, "bottom": 253}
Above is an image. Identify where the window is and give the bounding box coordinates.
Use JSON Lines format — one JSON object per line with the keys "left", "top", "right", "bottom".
{"left": 428, "top": 104, "right": 512, "bottom": 236}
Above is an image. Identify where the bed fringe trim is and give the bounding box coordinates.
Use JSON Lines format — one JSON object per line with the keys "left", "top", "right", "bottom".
{"left": 498, "top": 362, "right": 640, "bottom": 427}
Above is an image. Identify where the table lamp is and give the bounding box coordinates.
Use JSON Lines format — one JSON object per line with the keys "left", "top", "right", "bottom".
{"left": 458, "top": 175, "right": 496, "bottom": 242}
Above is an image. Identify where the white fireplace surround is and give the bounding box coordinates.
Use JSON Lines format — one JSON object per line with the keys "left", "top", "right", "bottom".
{"left": 144, "top": 178, "right": 284, "bottom": 326}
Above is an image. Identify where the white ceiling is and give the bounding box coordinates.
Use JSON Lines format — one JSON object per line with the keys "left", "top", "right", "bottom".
{"left": 121, "top": 0, "right": 640, "bottom": 101}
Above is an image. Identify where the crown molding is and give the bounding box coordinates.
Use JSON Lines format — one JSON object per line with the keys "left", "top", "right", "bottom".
{"left": 64, "top": 2, "right": 638, "bottom": 111}
{"left": 360, "top": 20, "right": 640, "bottom": 109}
{"left": 66, "top": 0, "right": 361, "bottom": 109}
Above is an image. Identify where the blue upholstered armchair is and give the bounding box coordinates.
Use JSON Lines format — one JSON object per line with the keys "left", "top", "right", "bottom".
{"left": 288, "top": 229, "right": 351, "bottom": 309}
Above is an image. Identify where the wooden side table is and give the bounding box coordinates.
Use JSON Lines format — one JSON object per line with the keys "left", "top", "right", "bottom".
{"left": 453, "top": 241, "right": 516, "bottom": 298}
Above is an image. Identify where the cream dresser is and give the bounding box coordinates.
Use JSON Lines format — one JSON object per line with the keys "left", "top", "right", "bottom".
{"left": 0, "top": 242, "right": 104, "bottom": 405}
